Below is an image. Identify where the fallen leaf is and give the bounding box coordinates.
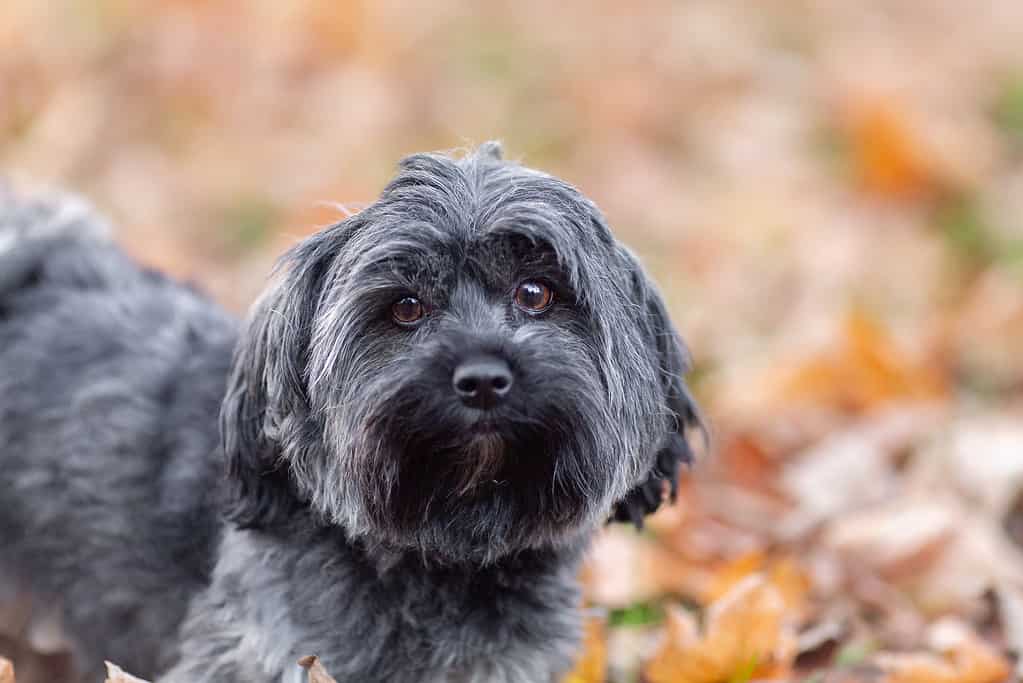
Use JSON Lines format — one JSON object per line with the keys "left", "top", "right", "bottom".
{"left": 583, "top": 527, "right": 711, "bottom": 607}
{"left": 563, "top": 616, "right": 607, "bottom": 683}
{"left": 782, "top": 425, "right": 895, "bottom": 528}
{"left": 703, "top": 552, "right": 812, "bottom": 618}
{"left": 908, "top": 508, "right": 1023, "bottom": 615}
{"left": 298, "top": 655, "right": 339, "bottom": 683}
{"left": 925, "top": 417, "right": 1023, "bottom": 518}
{"left": 645, "top": 574, "right": 796, "bottom": 683}
{"left": 780, "top": 312, "right": 947, "bottom": 413}
{"left": 823, "top": 496, "right": 956, "bottom": 581}
{"left": 0, "top": 658, "right": 13, "bottom": 683}
{"left": 875, "top": 619, "right": 1010, "bottom": 683}
{"left": 104, "top": 662, "right": 151, "bottom": 683}
{"left": 995, "top": 584, "right": 1023, "bottom": 677}
{"left": 843, "top": 572, "right": 928, "bottom": 650}
{"left": 952, "top": 268, "right": 1023, "bottom": 391}
{"left": 836, "top": 95, "right": 990, "bottom": 200}
{"left": 846, "top": 100, "right": 931, "bottom": 198}
{"left": 780, "top": 407, "right": 944, "bottom": 537}
{"left": 715, "top": 434, "right": 783, "bottom": 493}
{"left": 794, "top": 619, "right": 850, "bottom": 672}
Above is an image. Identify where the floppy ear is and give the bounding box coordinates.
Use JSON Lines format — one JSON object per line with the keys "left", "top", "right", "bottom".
{"left": 220, "top": 224, "right": 348, "bottom": 528}
{"left": 610, "top": 255, "right": 703, "bottom": 529}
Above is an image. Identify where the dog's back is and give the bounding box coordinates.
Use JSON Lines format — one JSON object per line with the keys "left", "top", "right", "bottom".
{"left": 0, "top": 187, "right": 237, "bottom": 679}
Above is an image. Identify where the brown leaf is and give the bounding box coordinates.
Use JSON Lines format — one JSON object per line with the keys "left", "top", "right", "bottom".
{"left": 875, "top": 619, "right": 1010, "bottom": 683}
{"left": 645, "top": 574, "right": 796, "bottom": 683}
{"left": 823, "top": 496, "right": 956, "bottom": 581}
{"left": 298, "top": 655, "right": 339, "bottom": 683}
{"left": 877, "top": 645, "right": 1008, "bottom": 683}
{"left": 562, "top": 616, "right": 607, "bottom": 683}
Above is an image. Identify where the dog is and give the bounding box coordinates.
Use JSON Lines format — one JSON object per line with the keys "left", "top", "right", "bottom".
{"left": 0, "top": 143, "right": 699, "bottom": 682}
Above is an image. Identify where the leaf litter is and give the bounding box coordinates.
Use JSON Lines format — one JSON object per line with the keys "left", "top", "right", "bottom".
{"left": 2, "top": 1, "right": 1023, "bottom": 682}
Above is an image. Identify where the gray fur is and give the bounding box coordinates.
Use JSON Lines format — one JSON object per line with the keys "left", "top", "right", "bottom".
{"left": 0, "top": 145, "right": 699, "bottom": 682}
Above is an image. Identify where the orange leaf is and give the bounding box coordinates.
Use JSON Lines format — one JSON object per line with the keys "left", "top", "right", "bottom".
{"left": 0, "top": 658, "right": 13, "bottom": 683}
{"left": 645, "top": 575, "right": 796, "bottom": 683}
{"left": 848, "top": 101, "right": 931, "bottom": 198}
{"left": 704, "top": 553, "right": 812, "bottom": 618}
{"left": 780, "top": 311, "right": 946, "bottom": 413}
{"left": 301, "top": 0, "right": 367, "bottom": 61}
{"left": 562, "top": 616, "right": 607, "bottom": 683}
{"left": 704, "top": 551, "right": 767, "bottom": 603}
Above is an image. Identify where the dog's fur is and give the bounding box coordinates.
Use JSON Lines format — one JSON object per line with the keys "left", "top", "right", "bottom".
{"left": 0, "top": 144, "right": 699, "bottom": 683}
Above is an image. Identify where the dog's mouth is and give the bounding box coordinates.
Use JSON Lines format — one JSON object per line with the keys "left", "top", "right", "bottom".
{"left": 467, "top": 416, "right": 503, "bottom": 433}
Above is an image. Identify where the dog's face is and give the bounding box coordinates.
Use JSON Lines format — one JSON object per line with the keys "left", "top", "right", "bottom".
{"left": 222, "top": 144, "right": 698, "bottom": 564}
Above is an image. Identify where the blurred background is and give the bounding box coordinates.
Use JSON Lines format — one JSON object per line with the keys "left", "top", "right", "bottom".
{"left": 2, "top": 1, "right": 1022, "bottom": 682}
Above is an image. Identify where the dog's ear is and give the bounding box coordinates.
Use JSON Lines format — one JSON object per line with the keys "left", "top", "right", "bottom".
{"left": 220, "top": 225, "right": 347, "bottom": 528}
{"left": 610, "top": 252, "right": 702, "bottom": 529}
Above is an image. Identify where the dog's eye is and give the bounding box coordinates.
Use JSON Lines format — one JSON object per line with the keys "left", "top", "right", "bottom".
{"left": 392, "top": 296, "right": 425, "bottom": 325}
{"left": 513, "top": 281, "right": 554, "bottom": 313}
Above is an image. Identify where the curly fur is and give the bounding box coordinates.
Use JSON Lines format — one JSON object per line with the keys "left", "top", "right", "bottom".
{"left": 0, "top": 145, "right": 699, "bottom": 682}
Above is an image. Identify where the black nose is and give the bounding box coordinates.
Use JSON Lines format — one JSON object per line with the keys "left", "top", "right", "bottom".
{"left": 452, "top": 355, "right": 514, "bottom": 409}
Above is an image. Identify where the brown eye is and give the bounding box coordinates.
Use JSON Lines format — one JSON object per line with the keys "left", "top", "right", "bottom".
{"left": 513, "top": 281, "right": 554, "bottom": 313}
{"left": 392, "top": 296, "right": 424, "bottom": 325}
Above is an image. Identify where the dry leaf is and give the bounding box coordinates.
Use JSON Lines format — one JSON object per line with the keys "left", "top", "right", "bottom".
{"left": 996, "top": 584, "right": 1023, "bottom": 678}
{"left": 780, "top": 312, "right": 947, "bottom": 413}
{"left": 876, "top": 619, "right": 1010, "bottom": 683}
{"left": 298, "top": 655, "right": 339, "bottom": 683}
{"left": 703, "top": 552, "right": 812, "bottom": 618}
{"left": 104, "top": 662, "right": 151, "bottom": 683}
{"left": 583, "top": 527, "right": 711, "bottom": 607}
{"left": 823, "top": 496, "right": 956, "bottom": 581}
{"left": 715, "top": 434, "right": 782, "bottom": 494}
{"left": 0, "top": 658, "right": 13, "bottom": 683}
{"left": 781, "top": 410, "right": 933, "bottom": 528}
{"left": 924, "top": 418, "right": 1023, "bottom": 518}
{"left": 906, "top": 508, "right": 1023, "bottom": 615}
{"left": 645, "top": 574, "right": 796, "bottom": 683}
{"left": 562, "top": 616, "right": 607, "bottom": 683}
{"left": 952, "top": 268, "right": 1023, "bottom": 390}
{"left": 845, "top": 100, "right": 932, "bottom": 198}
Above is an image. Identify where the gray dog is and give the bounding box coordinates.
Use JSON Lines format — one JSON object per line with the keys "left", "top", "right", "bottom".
{"left": 0, "top": 144, "right": 699, "bottom": 682}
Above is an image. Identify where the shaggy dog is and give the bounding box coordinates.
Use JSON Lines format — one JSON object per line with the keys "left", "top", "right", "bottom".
{"left": 0, "top": 144, "right": 699, "bottom": 682}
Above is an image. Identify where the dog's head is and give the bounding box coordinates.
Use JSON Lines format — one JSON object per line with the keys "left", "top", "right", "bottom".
{"left": 221, "top": 143, "right": 700, "bottom": 564}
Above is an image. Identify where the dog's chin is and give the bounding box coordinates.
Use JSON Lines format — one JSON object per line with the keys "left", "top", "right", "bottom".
{"left": 352, "top": 420, "right": 607, "bottom": 564}
{"left": 453, "top": 429, "right": 507, "bottom": 494}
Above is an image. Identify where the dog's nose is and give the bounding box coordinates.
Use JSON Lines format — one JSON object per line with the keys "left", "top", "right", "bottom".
{"left": 452, "top": 356, "right": 513, "bottom": 409}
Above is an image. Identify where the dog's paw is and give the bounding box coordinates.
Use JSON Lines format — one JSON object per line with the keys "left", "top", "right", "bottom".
{"left": 610, "top": 432, "right": 693, "bottom": 529}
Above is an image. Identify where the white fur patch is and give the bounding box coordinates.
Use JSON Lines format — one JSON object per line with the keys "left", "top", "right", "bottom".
{"left": 0, "top": 189, "right": 111, "bottom": 252}
{"left": 0, "top": 231, "right": 15, "bottom": 255}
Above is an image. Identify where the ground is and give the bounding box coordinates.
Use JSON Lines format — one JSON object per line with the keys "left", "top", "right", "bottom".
{"left": 1, "top": 2, "right": 1022, "bottom": 682}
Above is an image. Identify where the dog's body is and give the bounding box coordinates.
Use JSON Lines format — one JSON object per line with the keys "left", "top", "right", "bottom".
{"left": 0, "top": 145, "right": 697, "bottom": 682}
{"left": 0, "top": 196, "right": 234, "bottom": 677}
